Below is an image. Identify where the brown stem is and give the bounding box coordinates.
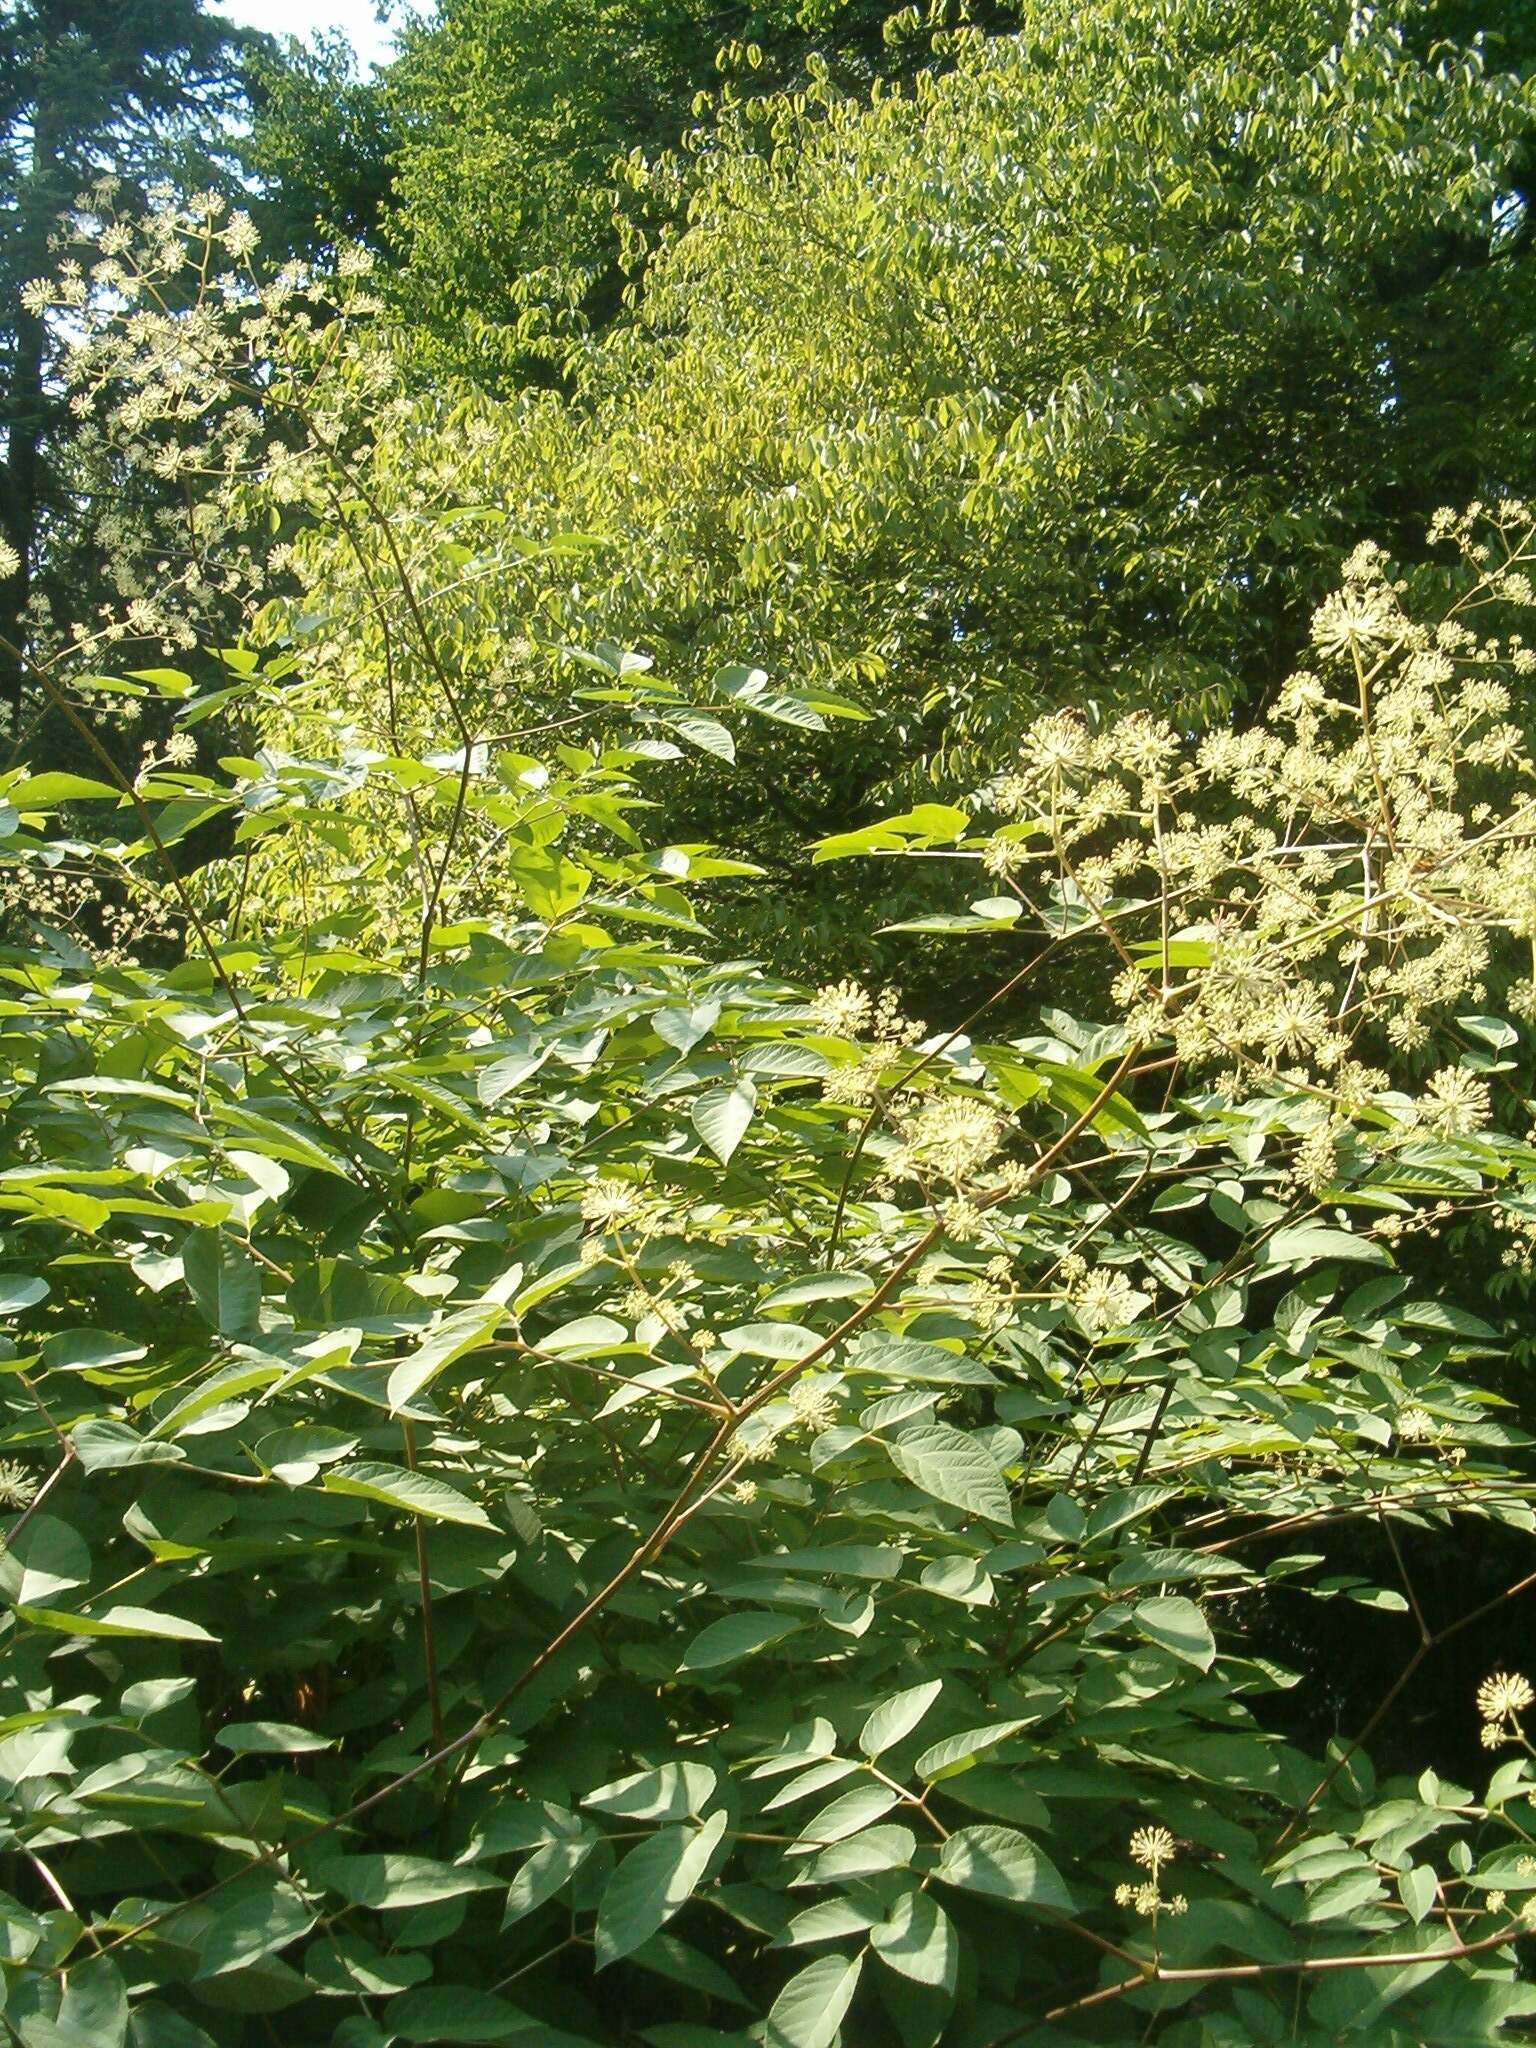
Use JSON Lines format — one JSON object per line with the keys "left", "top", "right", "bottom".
{"left": 400, "top": 1421, "right": 445, "bottom": 1757}
{"left": 1026, "top": 1920, "right": 1527, "bottom": 2033}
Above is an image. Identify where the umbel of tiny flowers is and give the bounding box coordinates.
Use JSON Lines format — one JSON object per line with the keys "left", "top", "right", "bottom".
{"left": 1115, "top": 1825, "right": 1187, "bottom": 1920}
{"left": 1129, "top": 1824, "right": 1175, "bottom": 1877}
{"left": 1477, "top": 1670, "right": 1535, "bottom": 1749}
{"left": 580, "top": 1177, "right": 648, "bottom": 1233}
{"left": 727, "top": 1420, "right": 779, "bottom": 1467}
{"left": 787, "top": 1376, "right": 839, "bottom": 1433}
{"left": 1394, "top": 1404, "right": 1438, "bottom": 1445}
{"left": 0, "top": 1458, "right": 38, "bottom": 1511}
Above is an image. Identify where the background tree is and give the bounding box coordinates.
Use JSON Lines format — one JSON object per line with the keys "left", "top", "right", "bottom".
{"left": 6, "top": 23, "right": 1536, "bottom": 2042}
{"left": 0, "top": 0, "right": 252, "bottom": 720}
{"left": 269, "top": 0, "right": 1536, "bottom": 982}
{"left": 369, "top": 0, "right": 1018, "bottom": 381}
{"left": 239, "top": 27, "right": 396, "bottom": 263}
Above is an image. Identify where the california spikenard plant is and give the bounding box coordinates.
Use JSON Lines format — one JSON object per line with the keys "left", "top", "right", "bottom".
{"left": 10, "top": 204, "right": 1536, "bottom": 2048}
{"left": 3, "top": 489, "right": 1536, "bottom": 2048}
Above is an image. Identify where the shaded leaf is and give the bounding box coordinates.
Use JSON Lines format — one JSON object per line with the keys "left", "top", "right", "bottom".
{"left": 886, "top": 1424, "right": 1013, "bottom": 1527}
{"left": 763, "top": 1952, "right": 863, "bottom": 2048}
{"left": 935, "top": 1825, "right": 1073, "bottom": 1911}
{"left": 595, "top": 1810, "right": 728, "bottom": 1967}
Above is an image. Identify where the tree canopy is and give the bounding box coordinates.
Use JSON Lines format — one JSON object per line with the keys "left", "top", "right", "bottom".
{"left": 257, "top": 0, "right": 1536, "bottom": 967}
{"left": 367, "top": 0, "right": 986, "bottom": 375}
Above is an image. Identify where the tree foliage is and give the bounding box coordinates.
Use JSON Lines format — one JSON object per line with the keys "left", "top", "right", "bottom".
{"left": 242, "top": 0, "right": 1536, "bottom": 977}
{"left": 239, "top": 28, "right": 396, "bottom": 262}
{"left": 368, "top": 0, "right": 974, "bottom": 377}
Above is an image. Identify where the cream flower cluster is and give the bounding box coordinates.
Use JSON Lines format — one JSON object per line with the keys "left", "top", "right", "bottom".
{"left": 1477, "top": 1670, "right": 1534, "bottom": 1750}
{"left": 1114, "top": 1825, "right": 1187, "bottom": 1919}
{"left": 23, "top": 190, "right": 386, "bottom": 689}
{"left": 975, "top": 505, "right": 1536, "bottom": 1138}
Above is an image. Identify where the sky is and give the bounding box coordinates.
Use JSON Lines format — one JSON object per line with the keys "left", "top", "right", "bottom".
{"left": 210, "top": 0, "right": 400, "bottom": 72}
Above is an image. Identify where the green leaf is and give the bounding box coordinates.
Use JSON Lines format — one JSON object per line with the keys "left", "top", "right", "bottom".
{"left": 870, "top": 1890, "right": 958, "bottom": 1992}
{"left": 1398, "top": 1863, "right": 1437, "bottom": 1924}
{"left": 918, "top": 1557, "right": 993, "bottom": 1605}
{"left": 0, "top": 1513, "right": 90, "bottom": 1606}
{"left": 541, "top": 1312, "right": 628, "bottom": 1356}
{"left": 713, "top": 665, "right": 828, "bottom": 731}
{"left": 914, "top": 1720, "right": 1029, "bottom": 1783}
{"left": 19, "top": 1602, "right": 216, "bottom": 1643}
{"left": 215, "top": 1723, "right": 336, "bottom": 1755}
{"left": 150, "top": 1356, "right": 285, "bottom": 1439}
{"left": 43, "top": 1328, "right": 149, "bottom": 1376}
{"left": 812, "top": 805, "right": 968, "bottom": 864}
{"left": 885, "top": 1424, "right": 1013, "bottom": 1527}
{"left": 692, "top": 1080, "right": 757, "bottom": 1164}
{"left": 24, "top": 1955, "right": 129, "bottom": 2048}
{"left": 583, "top": 1762, "right": 718, "bottom": 1822}
{"left": 182, "top": 1229, "right": 263, "bottom": 1339}
{"left": 880, "top": 904, "right": 1022, "bottom": 934}
{"left": 8, "top": 772, "right": 122, "bottom": 807}
{"left": 477, "top": 1043, "right": 551, "bottom": 1104}
{"left": 860, "top": 1680, "right": 944, "bottom": 1758}
{"left": 679, "top": 1611, "right": 805, "bottom": 1671}
{"left": 71, "top": 1420, "right": 186, "bottom": 1471}
{"left": 629, "top": 1931, "right": 752, "bottom": 2008}
{"left": 0, "top": 1273, "right": 47, "bottom": 1314}
{"left": 1037, "top": 1059, "right": 1148, "bottom": 1140}
{"left": 795, "top": 1784, "right": 899, "bottom": 1847}
{"left": 1411, "top": 1975, "right": 1536, "bottom": 2042}
{"left": 8, "top": 1183, "right": 111, "bottom": 1232}
{"left": 197, "top": 1883, "right": 315, "bottom": 1979}
{"left": 663, "top": 712, "right": 736, "bottom": 763}
{"left": 1257, "top": 1225, "right": 1387, "bottom": 1270}
{"left": 759, "top": 1273, "right": 873, "bottom": 1312}
{"left": 745, "top": 1544, "right": 901, "bottom": 1580}
{"left": 763, "top": 1952, "right": 863, "bottom": 2048}
{"left": 594, "top": 1810, "right": 728, "bottom": 1967}
{"left": 387, "top": 1301, "right": 504, "bottom": 1413}
{"left": 127, "top": 2001, "right": 215, "bottom": 2048}
{"left": 322, "top": 1460, "right": 495, "bottom": 1529}
{"left": 384, "top": 1986, "right": 576, "bottom": 2044}
{"left": 849, "top": 1335, "right": 996, "bottom": 1386}
{"left": 506, "top": 848, "right": 591, "bottom": 920}
{"left": 655, "top": 1000, "right": 722, "bottom": 1055}
{"left": 126, "top": 666, "right": 195, "bottom": 694}
{"left": 800, "top": 1826, "right": 915, "bottom": 1885}
{"left": 1135, "top": 1596, "right": 1216, "bottom": 1671}
{"left": 739, "top": 1042, "right": 830, "bottom": 1078}
{"left": 779, "top": 1901, "right": 879, "bottom": 1948}
{"left": 305, "top": 1936, "right": 431, "bottom": 1998}
{"left": 311, "top": 1855, "right": 500, "bottom": 1910}
{"left": 502, "top": 1836, "right": 597, "bottom": 1925}
{"left": 935, "top": 1825, "right": 1073, "bottom": 1911}
{"left": 721, "top": 1322, "right": 820, "bottom": 1360}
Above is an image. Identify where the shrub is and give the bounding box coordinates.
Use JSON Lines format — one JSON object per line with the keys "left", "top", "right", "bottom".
{"left": 3, "top": 481, "right": 1536, "bottom": 2043}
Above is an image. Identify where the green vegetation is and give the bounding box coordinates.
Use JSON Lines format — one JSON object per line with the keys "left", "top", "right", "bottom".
{"left": 246, "top": 0, "right": 1536, "bottom": 963}
{"left": 5, "top": 5, "right": 1536, "bottom": 2044}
